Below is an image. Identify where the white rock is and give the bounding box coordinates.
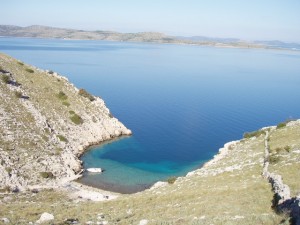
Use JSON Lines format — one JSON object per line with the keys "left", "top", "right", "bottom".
{"left": 86, "top": 168, "right": 102, "bottom": 173}
{"left": 1, "top": 218, "right": 10, "bottom": 223}
{"left": 36, "top": 212, "right": 54, "bottom": 224}
{"left": 139, "top": 219, "right": 148, "bottom": 225}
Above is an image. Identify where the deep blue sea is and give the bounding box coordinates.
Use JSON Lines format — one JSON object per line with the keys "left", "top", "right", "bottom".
{"left": 1, "top": 38, "right": 300, "bottom": 193}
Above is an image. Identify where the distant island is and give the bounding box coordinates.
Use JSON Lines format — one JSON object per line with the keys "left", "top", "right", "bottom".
{"left": 1, "top": 25, "right": 300, "bottom": 51}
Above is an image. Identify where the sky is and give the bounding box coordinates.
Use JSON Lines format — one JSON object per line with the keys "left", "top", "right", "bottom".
{"left": 1, "top": 0, "right": 300, "bottom": 42}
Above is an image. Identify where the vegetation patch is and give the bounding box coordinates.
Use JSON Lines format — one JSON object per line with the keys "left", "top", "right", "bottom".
{"left": 269, "top": 154, "right": 281, "bottom": 164}
{"left": 0, "top": 186, "right": 10, "bottom": 193}
{"left": 243, "top": 129, "right": 265, "bottom": 139}
{"left": 69, "top": 110, "right": 75, "bottom": 115}
{"left": 14, "top": 91, "right": 23, "bottom": 98}
{"left": 40, "top": 172, "right": 55, "bottom": 179}
{"left": 5, "top": 167, "right": 12, "bottom": 174}
{"left": 78, "top": 88, "right": 95, "bottom": 101}
{"left": 62, "top": 101, "right": 70, "bottom": 107}
{"left": 57, "top": 135, "right": 68, "bottom": 142}
{"left": 276, "top": 119, "right": 296, "bottom": 129}
{"left": 167, "top": 176, "right": 177, "bottom": 184}
{"left": 17, "top": 61, "right": 24, "bottom": 66}
{"left": 70, "top": 113, "right": 83, "bottom": 125}
{"left": 25, "top": 68, "right": 34, "bottom": 73}
{"left": 1, "top": 74, "right": 11, "bottom": 84}
{"left": 57, "top": 91, "right": 68, "bottom": 100}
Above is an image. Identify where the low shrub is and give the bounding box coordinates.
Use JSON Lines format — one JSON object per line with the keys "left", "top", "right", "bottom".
{"left": 57, "top": 91, "right": 68, "bottom": 100}
{"left": 1, "top": 74, "right": 10, "bottom": 84}
{"left": 0, "top": 186, "right": 10, "bottom": 193}
{"left": 284, "top": 145, "right": 291, "bottom": 153}
{"left": 57, "top": 135, "right": 68, "bottom": 142}
{"left": 48, "top": 70, "right": 54, "bottom": 74}
{"left": 5, "top": 167, "right": 12, "bottom": 174}
{"left": 70, "top": 114, "right": 83, "bottom": 125}
{"left": 78, "top": 88, "right": 95, "bottom": 101}
{"left": 243, "top": 130, "right": 265, "bottom": 139}
{"left": 14, "top": 91, "right": 22, "bottom": 98}
{"left": 167, "top": 177, "right": 177, "bottom": 184}
{"left": 40, "top": 172, "right": 54, "bottom": 179}
{"left": 69, "top": 110, "right": 75, "bottom": 114}
{"left": 276, "top": 119, "right": 296, "bottom": 129}
{"left": 62, "top": 101, "right": 70, "bottom": 107}
{"left": 17, "top": 61, "right": 24, "bottom": 66}
{"left": 25, "top": 68, "right": 34, "bottom": 73}
{"left": 269, "top": 155, "right": 281, "bottom": 164}
{"left": 276, "top": 122, "right": 286, "bottom": 129}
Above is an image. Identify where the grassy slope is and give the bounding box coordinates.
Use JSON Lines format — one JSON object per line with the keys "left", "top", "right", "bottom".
{"left": 2, "top": 124, "right": 299, "bottom": 224}
{"left": 0, "top": 54, "right": 299, "bottom": 224}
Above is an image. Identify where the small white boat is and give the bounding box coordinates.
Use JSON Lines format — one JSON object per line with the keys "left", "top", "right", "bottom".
{"left": 86, "top": 168, "right": 102, "bottom": 173}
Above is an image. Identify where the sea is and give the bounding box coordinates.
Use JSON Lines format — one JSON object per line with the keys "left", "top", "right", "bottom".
{"left": 1, "top": 37, "right": 300, "bottom": 193}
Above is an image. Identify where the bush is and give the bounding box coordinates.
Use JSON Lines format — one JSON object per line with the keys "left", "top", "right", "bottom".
{"left": 70, "top": 114, "right": 83, "bottom": 125}
{"left": 276, "top": 119, "right": 296, "bottom": 129}
{"left": 269, "top": 155, "right": 281, "bottom": 164}
{"left": 1, "top": 74, "right": 10, "bottom": 84}
{"left": 62, "top": 101, "right": 70, "bottom": 107}
{"left": 0, "top": 186, "right": 10, "bottom": 193}
{"left": 78, "top": 88, "right": 95, "bottom": 101}
{"left": 40, "top": 172, "right": 54, "bottom": 179}
{"left": 14, "top": 91, "right": 22, "bottom": 98}
{"left": 57, "top": 135, "right": 68, "bottom": 142}
{"left": 25, "top": 68, "right": 34, "bottom": 73}
{"left": 284, "top": 145, "right": 291, "bottom": 153}
{"left": 243, "top": 130, "right": 265, "bottom": 139}
{"left": 5, "top": 167, "right": 12, "bottom": 174}
{"left": 276, "top": 122, "right": 286, "bottom": 129}
{"left": 69, "top": 110, "right": 75, "bottom": 114}
{"left": 57, "top": 91, "right": 68, "bottom": 100}
{"left": 17, "top": 61, "right": 24, "bottom": 66}
{"left": 167, "top": 177, "right": 177, "bottom": 184}
{"left": 48, "top": 70, "right": 54, "bottom": 74}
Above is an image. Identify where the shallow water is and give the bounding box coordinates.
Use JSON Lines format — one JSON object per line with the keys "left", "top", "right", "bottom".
{"left": 1, "top": 38, "right": 300, "bottom": 193}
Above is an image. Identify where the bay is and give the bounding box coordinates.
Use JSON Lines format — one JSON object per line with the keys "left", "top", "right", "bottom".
{"left": 1, "top": 37, "right": 300, "bottom": 193}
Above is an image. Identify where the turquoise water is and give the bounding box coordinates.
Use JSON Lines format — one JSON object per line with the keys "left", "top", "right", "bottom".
{"left": 1, "top": 38, "right": 300, "bottom": 193}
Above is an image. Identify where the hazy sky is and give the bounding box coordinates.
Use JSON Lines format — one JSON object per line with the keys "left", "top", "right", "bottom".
{"left": 1, "top": 0, "right": 300, "bottom": 42}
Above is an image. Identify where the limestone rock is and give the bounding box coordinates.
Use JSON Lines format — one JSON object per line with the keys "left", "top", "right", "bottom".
{"left": 36, "top": 212, "right": 54, "bottom": 224}
{"left": 139, "top": 219, "right": 148, "bottom": 225}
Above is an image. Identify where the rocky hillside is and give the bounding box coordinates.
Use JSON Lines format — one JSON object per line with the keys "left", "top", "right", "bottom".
{"left": 0, "top": 53, "right": 131, "bottom": 191}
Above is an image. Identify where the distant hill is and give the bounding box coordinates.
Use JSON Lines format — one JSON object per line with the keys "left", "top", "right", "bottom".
{"left": 1, "top": 25, "right": 299, "bottom": 51}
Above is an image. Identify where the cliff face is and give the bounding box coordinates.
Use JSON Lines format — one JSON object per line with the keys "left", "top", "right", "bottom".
{"left": 0, "top": 53, "right": 131, "bottom": 190}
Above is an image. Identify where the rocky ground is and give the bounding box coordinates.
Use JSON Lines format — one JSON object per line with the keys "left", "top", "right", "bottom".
{"left": 0, "top": 53, "right": 299, "bottom": 224}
